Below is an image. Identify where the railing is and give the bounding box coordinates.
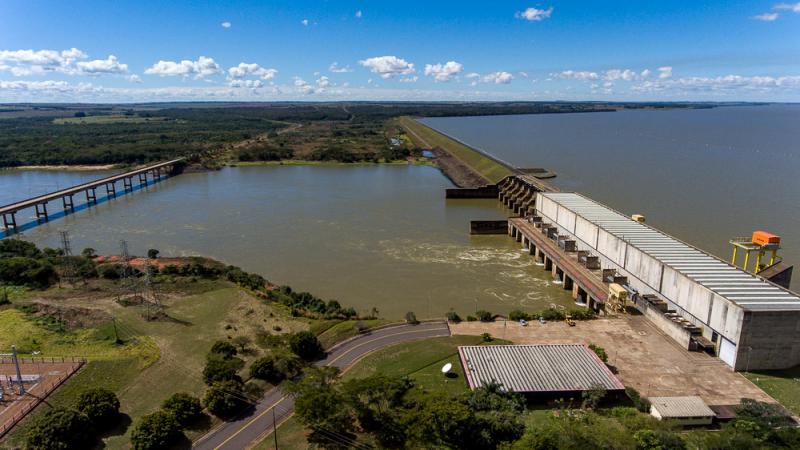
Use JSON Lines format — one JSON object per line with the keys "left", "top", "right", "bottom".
{"left": 0, "top": 357, "right": 86, "bottom": 438}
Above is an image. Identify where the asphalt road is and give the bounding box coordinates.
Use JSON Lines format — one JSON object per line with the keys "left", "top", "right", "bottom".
{"left": 193, "top": 321, "right": 451, "bottom": 450}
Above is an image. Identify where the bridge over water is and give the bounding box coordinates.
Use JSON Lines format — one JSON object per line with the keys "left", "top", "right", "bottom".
{"left": 0, "top": 158, "right": 185, "bottom": 232}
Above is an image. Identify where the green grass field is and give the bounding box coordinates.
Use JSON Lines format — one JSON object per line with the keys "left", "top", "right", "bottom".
{"left": 399, "top": 116, "right": 513, "bottom": 183}
{"left": 315, "top": 319, "right": 393, "bottom": 349}
{"left": 745, "top": 367, "right": 800, "bottom": 415}
{"left": 1, "top": 283, "right": 308, "bottom": 449}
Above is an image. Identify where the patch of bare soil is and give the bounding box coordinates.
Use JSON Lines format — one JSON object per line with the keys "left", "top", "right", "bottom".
{"left": 26, "top": 302, "right": 111, "bottom": 329}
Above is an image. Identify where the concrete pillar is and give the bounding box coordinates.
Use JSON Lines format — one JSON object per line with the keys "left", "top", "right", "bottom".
{"left": 86, "top": 188, "right": 97, "bottom": 204}
{"left": 123, "top": 177, "right": 133, "bottom": 192}
{"left": 138, "top": 172, "right": 147, "bottom": 184}
{"left": 572, "top": 282, "right": 580, "bottom": 300}
{"left": 2, "top": 213, "right": 17, "bottom": 231}
{"left": 563, "top": 275, "right": 573, "bottom": 290}
{"left": 35, "top": 203, "right": 48, "bottom": 222}
{"left": 544, "top": 257, "right": 553, "bottom": 271}
{"left": 516, "top": 230, "right": 522, "bottom": 242}
{"left": 105, "top": 182, "right": 116, "bottom": 197}
{"left": 62, "top": 195, "right": 74, "bottom": 212}
{"left": 529, "top": 243, "right": 536, "bottom": 255}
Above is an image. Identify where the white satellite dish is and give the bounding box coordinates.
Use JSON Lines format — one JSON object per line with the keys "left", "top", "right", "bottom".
{"left": 441, "top": 363, "right": 453, "bottom": 374}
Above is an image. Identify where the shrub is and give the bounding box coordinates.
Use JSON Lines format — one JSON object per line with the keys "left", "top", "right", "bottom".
{"left": 446, "top": 310, "right": 462, "bottom": 323}
{"left": 625, "top": 386, "right": 651, "bottom": 413}
{"left": 204, "top": 380, "right": 249, "bottom": 417}
{"left": 508, "top": 310, "right": 530, "bottom": 321}
{"left": 568, "top": 308, "right": 596, "bottom": 320}
{"left": 209, "top": 340, "right": 238, "bottom": 358}
{"left": 75, "top": 388, "right": 120, "bottom": 429}
{"left": 97, "top": 263, "right": 123, "bottom": 280}
{"left": 0, "top": 257, "right": 56, "bottom": 288}
{"left": 161, "top": 393, "right": 203, "bottom": 428}
{"left": 540, "top": 307, "right": 566, "bottom": 321}
{"left": 405, "top": 311, "right": 419, "bottom": 324}
{"left": 475, "top": 310, "right": 493, "bottom": 322}
{"left": 634, "top": 429, "right": 686, "bottom": 450}
{"left": 482, "top": 332, "right": 493, "bottom": 342}
{"left": 25, "top": 407, "right": 92, "bottom": 450}
{"left": 589, "top": 343, "right": 608, "bottom": 363}
{"left": 202, "top": 354, "right": 244, "bottom": 384}
{"left": 466, "top": 315, "right": 477, "bottom": 322}
{"left": 130, "top": 410, "right": 182, "bottom": 450}
{"left": 289, "top": 331, "right": 324, "bottom": 361}
{"left": 147, "top": 249, "right": 160, "bottom": 259}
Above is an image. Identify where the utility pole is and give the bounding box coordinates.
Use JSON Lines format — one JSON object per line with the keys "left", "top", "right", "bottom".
{"left": 272, "top": 407, "right": 278, "bottom": 450}
{"left": 11, "top": 346, "right": 25, "bottom": 395}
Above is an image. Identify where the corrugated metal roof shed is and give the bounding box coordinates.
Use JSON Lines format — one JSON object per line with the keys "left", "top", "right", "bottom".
{"left": 542, "top": 192, "right": 800, "bottom": 311}
{"left": 458, "top": 344, "right": 624, "bottom": 393}
{"left": 649, "top": 396, "right": 716, "bottom": 418}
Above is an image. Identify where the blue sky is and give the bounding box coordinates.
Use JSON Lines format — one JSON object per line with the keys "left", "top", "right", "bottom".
{"left": 1, "top": 0, "right": 799, "bottom": 102}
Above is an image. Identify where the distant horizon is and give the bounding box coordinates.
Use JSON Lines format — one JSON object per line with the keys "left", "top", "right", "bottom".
{"left": 2, "top": 100, "right": 798, "bottom": 106}
{"left": 2, "top": 1, "right": 799, "bottom": 102}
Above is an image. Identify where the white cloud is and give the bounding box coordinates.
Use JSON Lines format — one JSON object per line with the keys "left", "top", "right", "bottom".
{"left": 0, "top": 48, "right": 128, "bottom": 76}
{"left": 227, "top": 62, "right": 277, "bottom": 80}
{"left": 229, "top": 79, "right": 263, "bottom": 88}
{"left": 329, "top": 62, "right": 353, "bottom": 73}
{"left": 76, "top": 55, "right": 128, "bottom": 74}
{"left": 753, "top": 12, "right": 780, "bottom": 21}
{"left": 634, "top": 74, "right": 800, "bottom": 95}
{"left": 293, "top": 76, "right": 314, "bottom": 94}
{"left": 518, "top": 71, "right": 529, "bottom": 78}
{"left": 316, "top": 76, "right": 331, "bottom": 88}
{"left": 658, "top": 66, "right": 673, "bottom": 79}
{"left": 355, "top": 10, "right": 363, "bottom": 18}
{"left": 358, "top": 55, "right": 415, "bottom": 79}
{"left": 555, "top": 70, "right": 599, "bottom": 81}
{"left": 399, "top": 76, "right": 418, "bottom": 83}
{"left": 144, "top": 56, "right": 221, "bottom": 78}
{"left": 604, "top": 68, "right": 637, "bottom": 81}
{"left": 640, "top": 69, "right": 651, "bottom": 79}
{"left": 774, "top": 2, "right": 800, "bottom": 13}
{"left": 221, "top": 21, "right": 232, "bottom": 28}
{"left": 301, "top": 19, "right": 309, "bottom": 26}
{"left": 127, "top": 74, "right": 142, "bottom": 83}
{"left": 515, "top": 7, "right": 553, "bottom": 21}
{"left": 423, "top": 61, "right": 463, "bottom": 82}
{"left": 483, "top": 71, "right": 514, "bottom": 84}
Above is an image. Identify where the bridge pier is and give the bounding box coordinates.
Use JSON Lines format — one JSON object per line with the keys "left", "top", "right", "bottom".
{"left": 86, "top": 188, "right": 97, "bottom": 205}
{"left": 2, "top": 213, "right": 17, "bottom": 231}
{"left": 62, "top": 195, "right": 75, "bottom": 212}
{"left": 105, "top": 182, "right": 116, "bottom": 197}
{"left": 123, "top": 177, "right": 133, "bottom": 192}
{"left": 34, "top": 203, "right": 48, "bottom": 222}
{"left": 138, "top": 172, "right": 147, "bottom": 185}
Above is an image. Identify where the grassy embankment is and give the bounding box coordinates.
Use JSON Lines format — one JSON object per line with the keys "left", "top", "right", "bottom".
{"left": 398, "top": 116, "right": 514, "bottom": 184}
{"left": 1, "top": 281, "right": 309, "bottom": 449}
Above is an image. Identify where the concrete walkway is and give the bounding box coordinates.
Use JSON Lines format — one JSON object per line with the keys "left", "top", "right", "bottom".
{"left": 193, "top": 321, "right": 451, "bottom": 450}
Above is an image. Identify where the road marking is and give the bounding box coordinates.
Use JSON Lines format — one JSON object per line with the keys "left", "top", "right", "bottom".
{"left": 246, "top": 412, "right": 295, "bottom": 450}
{"left": 212, "top": 395, "right": 288, "bottom": 450}
{"left": 208, "top": 324, "right": 448, "bottom": 450}
{"left": 325, "top": 327, "right": 449, "bottom": 367}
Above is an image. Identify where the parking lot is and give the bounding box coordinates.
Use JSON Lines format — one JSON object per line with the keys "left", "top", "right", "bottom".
{"left": 451, "top": 315, "right": 774, "bottom": 406}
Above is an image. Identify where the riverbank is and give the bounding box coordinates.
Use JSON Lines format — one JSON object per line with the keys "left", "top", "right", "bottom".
{"left": 3, "top": 164, "right": 121, "bottom": 171}
{"left": 231, "top": 158, "right": 433, "bottom": 168}
{"left": 398, "top": 116, "right": 513, "bottom": 187}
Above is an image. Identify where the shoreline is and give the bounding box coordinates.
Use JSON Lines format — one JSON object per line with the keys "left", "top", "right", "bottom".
{"left": 4, "top": 164, "right": 121, "bottom": 172}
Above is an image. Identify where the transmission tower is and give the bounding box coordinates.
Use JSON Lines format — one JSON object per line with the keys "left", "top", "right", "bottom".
{"left": 141, "top": 257, "right": 164, "bottom": 320}
{"left": 59, "top": 230, "right": 78, "bottom": 284}
{"left": 117, "top": 239, "right": 139, "bottom": 303}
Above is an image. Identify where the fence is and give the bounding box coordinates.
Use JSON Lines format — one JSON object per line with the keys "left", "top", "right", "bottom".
{"left": 0, "top": 357, "right": 86, "bottom": 438}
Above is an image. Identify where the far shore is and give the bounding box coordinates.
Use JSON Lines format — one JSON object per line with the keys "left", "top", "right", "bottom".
{"left": 4, "top": 164, "right": 121, "bottom": 171}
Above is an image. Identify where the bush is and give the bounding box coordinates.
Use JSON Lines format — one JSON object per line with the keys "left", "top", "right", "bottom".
{"left": 162, "top": 393, "right": 203, "bottom": 428}
{"left": 147, "top": 249, "right": 160, "bottom": 259}
{"left": 209, "top": 340, "right": 238, "bottom": 358}
{"left": 204, "top": 380, "right": 249, "bottom": 417}
{"left": 539, "top": 307, "right": 566, "bottom": 321}
{"left": 0, "top": 257, "right": 56, "bottom": 288}
{"left": 75, "top": 388, "right": 120, "bottom": 429}
{"left": 405, "top": 311, "right": 419, "bottom": 324}
{"left": 97, "top": 263, "right": 123, "bottom": 280}
{"left": 589, "top": 343, "right": 608, "bottom": 363}
{"left": 625, "top": 386, "right": 651, "bottom": 413}
{"left": 475, "top": 310, "right": 493, "bottom": 322}
{"left": 446, "top": 310, "right": 462, "bottom": 323}
{"left": 202, "top": 354, "right": 244, "bottom": 384}
{"left": 634, "top": 429, "right": 686, "bottom": 450}
{"left": 250, "top": 352, "right": 302, "bottom": 384}
{"left": 567, "top": 308, "right": 596, "bottom": 320}
{"left": 482, "top": 332, "right": 493, "bottom": 342}
{"left": 466, "top": 315, "right": 477, "bottom": 322}
{"left": 508, "top": 310, "right": 530, "bottom": 321}
{"left": 25, "top": 407, "right": 92, "bottom": 450}
{"left": 130, "top": 410, "right": 183, "bottom": 450}
{"left": 289, "top": 331, "right": 324, "bottom": 361}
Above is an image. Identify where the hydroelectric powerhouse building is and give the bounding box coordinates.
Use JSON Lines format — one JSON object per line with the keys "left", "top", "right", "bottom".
{"left": 533, "top": 192, "right": 800, "bottom": 371}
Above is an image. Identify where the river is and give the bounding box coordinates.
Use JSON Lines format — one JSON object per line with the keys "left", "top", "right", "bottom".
{"left": 421, "top": 104, "right": 800, "bottom": 290}
{"left": 0, "top": 165, "right": 574, "bottom": 318}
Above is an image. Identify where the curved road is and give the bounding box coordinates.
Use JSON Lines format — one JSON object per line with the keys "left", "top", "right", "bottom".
{"left": 193, "top": 321, "right": 451, "bottom": 450}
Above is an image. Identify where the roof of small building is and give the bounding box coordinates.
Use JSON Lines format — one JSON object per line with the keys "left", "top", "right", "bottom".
{"left": 649, "top": 396, "right": 716, "bottom": 418}
{"left": 458, "top": 344, "right": 624, "bottom": 393}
